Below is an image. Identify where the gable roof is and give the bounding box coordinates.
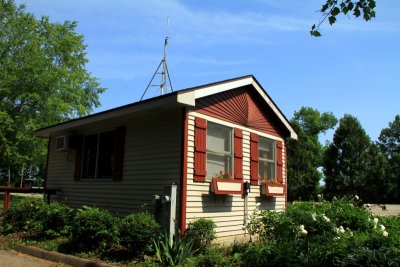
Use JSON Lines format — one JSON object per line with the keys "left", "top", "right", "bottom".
{"left": 35, "top": 75, "right": 297, "bottom": 139}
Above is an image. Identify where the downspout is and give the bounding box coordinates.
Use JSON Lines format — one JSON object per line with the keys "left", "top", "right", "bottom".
{"left": 179, "top": 108, "right": 189, "bottom": 236}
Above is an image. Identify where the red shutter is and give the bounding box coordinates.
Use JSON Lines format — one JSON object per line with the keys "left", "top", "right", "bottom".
{"left": 194, "top": 117, "right": 207, "bottom": 182}
{"left": 74, "top": 135, "right": 83, "bottom": 182}
{"left": 250, "top": 133, "right": 259, "bottom": 185}
{"left": 276, "top": 140, "right": 283, "bottom": 183}
{"left": 113, "top": 126, "right": 126, "bottom": 181}
{"left": 234, "top": 128, "right": 243, "bottom": 179}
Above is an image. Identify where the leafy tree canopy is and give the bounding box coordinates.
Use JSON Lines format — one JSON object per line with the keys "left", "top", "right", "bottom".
{"left": 311, "top": 0, "right": 377, "bottom": 36}
{"left": 0, "top": 0, "right": 105, "bottom": 184}
{"left": 287, "top": 107, "right": 337, "bottom": 202}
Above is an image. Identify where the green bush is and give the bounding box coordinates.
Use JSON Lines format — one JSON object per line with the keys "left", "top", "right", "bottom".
{"left": 1, "top": 198, "right": 73, "bottom": 238}
{"left": 194, "top": 245, "right": 227, "bottom": 267}
{"left": 184, "top": 218, "right": 216, "bottom": 251}
{"left": 243, "top": 198, "right": 400, "bottom": 266}
{"left": 70, "top": 206, "right": 119, "bottom": 251}
{"left": 119, "top": 212, "right": 160, "bottom": 255}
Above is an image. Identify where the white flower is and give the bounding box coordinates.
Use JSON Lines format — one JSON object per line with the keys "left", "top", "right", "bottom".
{"left": 317, "top": 194, "right": 322, "bottom": 199}
{"left": 383, "top": 231, "right": 389, "bottom": 237}
{"left": 355, "top": 195, "right": 359, "bottom": 200}
{"left": 312, "top": 213, "right": 317, "bottom": 221}
{"left": 380, "top": 225, "right": 386, "bottom": 231}
{"left": 297, "top": 225, "right": 308, "bottom": 236}
{"left": 333, "top": 236, "right": 341, "bottom": 241}
{"left": 256, "top": 202, "right": 261, "bottom": 207}
{"left": 373, "top": 218, "right": 379, "bottom": 225}
{"left": 338, "top": 226, "right": 345, "bottom": 234}
{"left": 332, "top": 196, "right": 337, "bottom": 201}
{"left": 322, "top": 215, "right": 330, "bottom": 223}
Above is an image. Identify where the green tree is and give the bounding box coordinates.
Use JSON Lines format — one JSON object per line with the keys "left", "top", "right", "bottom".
{"left": 323, "top": 114, "right": 386, "bottom": 202}
{"left": 0, "top": 0, "right": 105, "bottom": 185}
{"left": 287, "top": 107, "right": 337, "bottom": 202}
{"left": 378, "top": 115, "right": 400, "bottom": 203}
{"left": 312, "top": 0, "right": 376, "bottom": 36}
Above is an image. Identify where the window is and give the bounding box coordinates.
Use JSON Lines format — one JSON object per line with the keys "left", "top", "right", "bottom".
{"left": 82, "top": 131, "right": 115, "bottom": 179}
{"left": 206, "top": 122, "right": 233, "bottom": 180}
{"left": 258, "top": 137, "right": 276, "bottom": 180}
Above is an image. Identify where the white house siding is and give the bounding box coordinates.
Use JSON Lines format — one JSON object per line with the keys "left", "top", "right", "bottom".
{"left": 186, "top": 112, "right": 286, "bottom": 243}
{"left": 46, "top": 109, "right": 183, "bottom": 216}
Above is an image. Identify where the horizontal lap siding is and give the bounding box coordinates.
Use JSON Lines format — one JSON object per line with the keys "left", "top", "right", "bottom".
{"left": 47, "top": 109, "right": 183, "bottom": 216}
{"left": 185, "top": 113, "right": 286, "bottom": 243}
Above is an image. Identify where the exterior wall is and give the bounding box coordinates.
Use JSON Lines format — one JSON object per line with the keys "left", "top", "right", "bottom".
{"left": 185, "top": 111, "right": 287, "bottom": 243}
{"left": 46, "top": 109, "right": 183, "bottom": 216}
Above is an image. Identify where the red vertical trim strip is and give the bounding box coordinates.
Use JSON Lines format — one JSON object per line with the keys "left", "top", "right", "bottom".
{"left": 284, "top": 144, "right": 288, "bottom": 208}
{"left": 276, "top": 140, "right": 283, "bottom": 184}
{"left": 234, "top": 128, "right": 243, "bottom": 179}
{"left": 194, "top": 117, "right": 207, "bottom": 182}
{"left": 250, "top": 133, "right": 259, "bottom": 185}
{"left": 180, "top": 109, "right": 189, "bottom": 236}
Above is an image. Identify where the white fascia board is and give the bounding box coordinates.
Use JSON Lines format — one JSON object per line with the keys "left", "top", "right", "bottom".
{"left": 176, "top": 90, "right": 195, "bottom": 106}
{"left": 251, "top": 81, "right": 298, "bottom": 140}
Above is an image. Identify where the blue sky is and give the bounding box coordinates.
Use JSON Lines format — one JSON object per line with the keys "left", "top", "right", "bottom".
{"left": 17, "top": 0, "right": 400, "bottom": 142}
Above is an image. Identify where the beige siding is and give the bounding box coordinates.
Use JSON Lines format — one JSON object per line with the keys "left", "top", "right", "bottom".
{"left": 47, "top": 109, "right": 183, "bottom": 216}
{"left": 185, "top": 112, "right": 286, "bottom": 243}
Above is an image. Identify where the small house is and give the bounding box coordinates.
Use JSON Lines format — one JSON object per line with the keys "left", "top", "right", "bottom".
{"left": 35, "top": 75, "right": 297, "bottom": 243}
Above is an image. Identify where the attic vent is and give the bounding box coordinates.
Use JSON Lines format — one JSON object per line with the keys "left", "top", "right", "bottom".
{"left": 55, "top": 136, "right": 68, "bottom": 151}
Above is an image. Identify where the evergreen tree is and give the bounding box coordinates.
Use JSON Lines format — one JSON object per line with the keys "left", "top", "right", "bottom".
{"left": 323, "top": 114, "right": 385, "bottom": 202}
{"left": 378, "top": 115, "right": 400, "bottom": 203}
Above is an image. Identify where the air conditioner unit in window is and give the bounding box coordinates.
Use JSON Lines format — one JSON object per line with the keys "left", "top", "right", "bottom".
{"left": 55, "top": 136, "right": 69, "bottom": 151}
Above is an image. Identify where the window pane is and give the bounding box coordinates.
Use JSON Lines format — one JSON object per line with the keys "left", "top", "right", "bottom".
{"left": 259, "top": 160, "right": 276, "bottom": 180}
{"left": 82, "top": 134, "right": 98, "bottom": 179}
{"left": 259, "top": 137, "right": 274, "bottom": 160}
{"left": 206, "top": 153, "right": 232, "bottom": 180}
{"left": 97, "top": 131, "right": 115, "bottom": 179}
{"left": 207, "top": 122, "right": 231, "bottom": 153}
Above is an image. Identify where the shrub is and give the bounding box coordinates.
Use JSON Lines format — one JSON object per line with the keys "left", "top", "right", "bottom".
{"left": 70, "top": 206, "right": 119, "bottom": 251}
{"left": 184, "top": 218, "right": 216, "bottom": 251}
{"left": 195, "top": 245, "right": 227, "bottom": 267}
{"left": 1, "top": 198, "right": 73, "bottom": 238}
{"left": 244, "top": 197, "right": 400, "bottom": 266}
{"left": 119, "top": 212, "right": 160, "bottom": 255}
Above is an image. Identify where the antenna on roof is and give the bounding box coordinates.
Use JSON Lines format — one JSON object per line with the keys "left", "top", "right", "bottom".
{"left": 140, "top": 16, "right": 173, "bottom": 101}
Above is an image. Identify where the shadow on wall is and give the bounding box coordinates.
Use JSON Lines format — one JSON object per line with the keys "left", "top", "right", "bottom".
{"left": 201, "top": 194, "right": 234, "bottom": 212}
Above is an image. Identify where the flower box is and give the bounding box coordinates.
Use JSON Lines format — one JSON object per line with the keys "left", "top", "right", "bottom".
{"left": 261, "top": 183, "right": 285, "bottom": 197}
{"left": 210, "top": 178, "right": 243, "bottom": 195}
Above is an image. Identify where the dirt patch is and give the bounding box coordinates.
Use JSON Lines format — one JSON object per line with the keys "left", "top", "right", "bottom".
{"left": 365, "top": 204, "right": 400, "bottom": 216}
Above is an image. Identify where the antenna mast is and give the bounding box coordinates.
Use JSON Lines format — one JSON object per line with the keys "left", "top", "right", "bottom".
{"left": 140, "top": 36, "right": 173, "bottom": 101}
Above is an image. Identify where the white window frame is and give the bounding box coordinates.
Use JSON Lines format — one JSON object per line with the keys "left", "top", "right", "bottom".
{"left": 258, "top": 136, "right": 276, "bottom": 181}
{"left": 206, "top": 122, "right": 234, "bottom": 180}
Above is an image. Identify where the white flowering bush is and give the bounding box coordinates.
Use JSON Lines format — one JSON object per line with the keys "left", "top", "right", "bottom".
{"left": 241, "top": 197, "right": 400, "bottom": 266}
